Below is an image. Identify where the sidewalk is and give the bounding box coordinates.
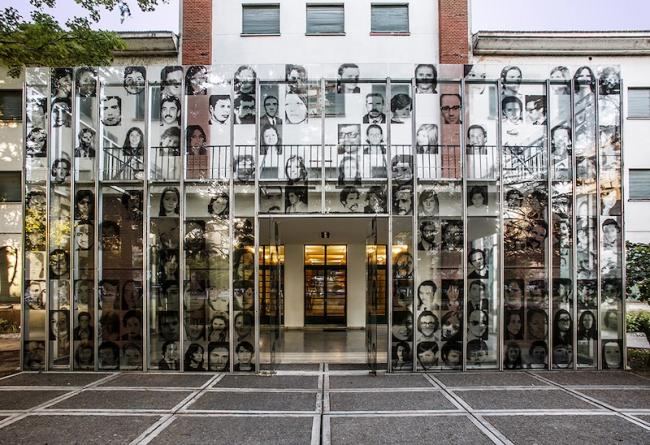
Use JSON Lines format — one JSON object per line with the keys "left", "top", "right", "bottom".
{"left": 0, "top": 368, "right": 648, "bottom": 444}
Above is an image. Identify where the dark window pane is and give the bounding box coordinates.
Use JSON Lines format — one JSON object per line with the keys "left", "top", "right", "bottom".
{"left": 0, "top": 90, "right": 22, "bottom": 122}
{"left": 243, "top": 5, "right": 280, "bottom": 35}
{"left": 0, "top": 172, "right": 21, "bottom": 202}
{"left": 307, "top": 5, "right": 344, "bottom": 34}
{"left": 371, "top": 5, "right": 409, "bottom": 33}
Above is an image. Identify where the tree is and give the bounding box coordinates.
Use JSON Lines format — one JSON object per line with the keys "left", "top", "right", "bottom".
{"left": 0, "top": 1, "right": 168, "bottom": 77}
{"left": 626, "top": 241, "right": 650, "bottom": 303}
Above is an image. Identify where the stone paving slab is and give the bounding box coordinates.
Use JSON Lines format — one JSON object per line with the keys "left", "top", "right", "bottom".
{"left": 635, "top": 415, "right": 650, "bottom": 423}
{"left": 328, "top": 363, "right": 387, "bottom": 371}
{"left": 98, "top": 373, "right": 212, "bottom": 388}
{"left": 433, "top": 372, "right": 549, "bottom": 387}
{"left": 577, "top": 388, "right": 650, "bottom": 409}
{"left": 0, "top": 373, "right": 111, "bottom": 387}
{"left": 0, "top": 390, "right": 70, "bottom": 410}
{"left": 453, "top": 388, "right": 598, "bottom": 410}
{"left": 189, "top": 391, "right": 318, "bottom": 412}
{"left": 47, "top": 389, "right": 192, "bottom": 410}
{"left": 329, "top": 374, "right": 433, "bottom": 389}
{"left": 215, "top": 375, "right": 319, "bottom": 389}
{"left": 151, "top": 415, "right": 314, "bottom": 445}
{"left": 328, "top": 415, "right": 493, "bottom": 445}
{"left": 329, "top": 391, "right": 455, "bottom": 412}
{"left": 531, "top": 371, "right": 650, "bottom": 386}
{"left": 0, "top": 414, "right": 160, "bottom": 445}
{"left": 485, "top": 414, "right": 650, "bottom": 445}
{"left": 265, "top": 364, "right": 321, "bottom": 371}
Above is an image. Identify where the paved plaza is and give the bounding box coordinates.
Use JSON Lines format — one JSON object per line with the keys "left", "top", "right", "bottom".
{"left": 0, "top": 368, "right": 648, "bottom": 444}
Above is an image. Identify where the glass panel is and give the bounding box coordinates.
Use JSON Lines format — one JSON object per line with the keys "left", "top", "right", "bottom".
{"left": 502, "top": 76, "right": 550, "bottom": 370}
{"left": 74, "top": 67, "right": 98, "bottom": 181}
{"left": 148, "top": 185, "right": 180, "bottom": 370}
{"left": 574, "top": 65, "right": 598, "bottom": 368}
{"left": 151, "top": 66, "right": 182, "bottom": 181}
{"left": 233, "top": 217, "right": 255, "bottom": 371}
{"left": 99, "top": 187, "right": 144, "bottom": 370}
{"left": 392, "top": 217, "right": 413, "bottom": 371}
{"left": 598, "top": 65, "right": 623, "bottom": 369}
{"left": 101, "top": 67, "right": 146, "bottom": 181}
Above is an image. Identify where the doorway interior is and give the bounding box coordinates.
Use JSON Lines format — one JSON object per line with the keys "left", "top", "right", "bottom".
{"left": 258, "top": 216, "right": 388, "bottom": 369}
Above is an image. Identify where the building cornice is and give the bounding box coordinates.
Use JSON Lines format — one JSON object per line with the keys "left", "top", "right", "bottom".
{"left": 473, "top": 31, "right": 650, "bottom": 56}
{"left": 112, "top": 31, "right": 179, "bottom": 58}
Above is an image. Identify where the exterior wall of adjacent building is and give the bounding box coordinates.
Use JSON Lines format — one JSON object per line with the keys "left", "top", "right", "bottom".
{"left": 210, "top": 0, "right": 439, "bottom": 66}
{"left": 469, "top": 50, "right": 650, "bottom": 243}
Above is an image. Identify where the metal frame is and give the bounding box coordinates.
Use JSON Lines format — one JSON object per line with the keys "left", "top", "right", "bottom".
{"left": 254, "top": 77, "right": 261, "bottom": 373}
{"left": 570, "top": 78, "right": 578, "bottom": 370}
{"left": 496, "top": 79, "right": 505, "bottom": 371}
{"left": 595, "top": 82, "right": 602, "bottom": 370}
{"left": 386, "top": 76, "right": 393, "bottom": 372}
{"left": 619, "top": 79, "right": 627, "bottom": 369}
{"left": 545, "top": 79, "right": 553, "bottom": 370}
{"left": 142, "top": 75, "right": 151, "bottom": 372}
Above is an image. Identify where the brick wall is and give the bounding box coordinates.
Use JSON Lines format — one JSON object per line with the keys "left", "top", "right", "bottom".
{"left": 182, "top": 0, "right": 212, "bottom": 65}
{"left": 438, "top": 0, "right": 469, "bottom": 64}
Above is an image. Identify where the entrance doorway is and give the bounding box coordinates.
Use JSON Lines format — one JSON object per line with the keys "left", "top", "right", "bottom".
{"left": 257, "top": 216, "right": 388, "bottom": 370}
{"left": 304, "top": 245, "right": 347, "bottom": 325}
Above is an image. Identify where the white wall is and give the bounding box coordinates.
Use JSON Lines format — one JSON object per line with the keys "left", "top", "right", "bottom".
{"left": 212, "top": 0, "right": 438, "bottom": 67}
{"left": 473, "top": 54, "right": 650, "bottom": 243}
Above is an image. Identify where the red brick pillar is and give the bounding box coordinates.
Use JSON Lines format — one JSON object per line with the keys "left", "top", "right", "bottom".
{"left": 182, "top": 0, "right": 212, "bottom": 65}
{"left": 438, "top": 0, "right": 469, "bottom": 177}
{"left": 438, "top": 0, "right": 469, "bottom": 64}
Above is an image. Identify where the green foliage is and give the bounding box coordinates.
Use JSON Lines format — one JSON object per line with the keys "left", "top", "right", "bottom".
{"left": 0, "top": 318, "right": 19, "bottom": 334}
{"left": 626, "top": 242, "right": 650, "bottom": 303}
{"left": 627, "top": 348, "right": 650, "bottom": 370}
{"left": 0, "top": 1, "right": 167, "bottom": 77}
{"left": 626, "top": 311, "right": 650, "bottom": 337}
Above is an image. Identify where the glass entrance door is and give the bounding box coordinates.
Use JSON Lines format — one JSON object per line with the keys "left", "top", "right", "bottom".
{"left": 304, "top": 245, "right": 347, "bottom": 325}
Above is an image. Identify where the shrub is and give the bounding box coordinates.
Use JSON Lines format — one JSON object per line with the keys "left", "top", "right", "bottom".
{"left": 627, "top": 311, "right": 650, "bottom": 338}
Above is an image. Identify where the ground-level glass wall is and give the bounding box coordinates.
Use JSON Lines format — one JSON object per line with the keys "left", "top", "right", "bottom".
{"left": 22, "top": 63, "right": 625, "bottom": 372}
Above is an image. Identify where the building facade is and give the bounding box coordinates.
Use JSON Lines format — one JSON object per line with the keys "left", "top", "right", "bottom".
{"left": 2, "top": 1, "right": 641, "bottom": 373}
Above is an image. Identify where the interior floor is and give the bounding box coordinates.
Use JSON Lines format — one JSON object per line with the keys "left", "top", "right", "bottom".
{"left": 259, "top": 326, "right": 388, "bottom": 365}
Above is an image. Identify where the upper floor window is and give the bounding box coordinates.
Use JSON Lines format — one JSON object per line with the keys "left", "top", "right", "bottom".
{"left": 0, "top": 90, "right": 22, "bottom": 122}
{"left": 630, "top": 169, "right": 650, "bottom": 200}
{"left": 628, "top": 88, "right": 650, "bottom": 118}
{"left": 371, "top": 4, "right": 409, "bottom": 33}
{"left": 306, "top": 4, "right": 345, "bottom": 35}
{"left": 242, "top": 4, "right": 280, "bottom": 35}
{"left": 0, "top": 172, "right": 21, "bottom": 202}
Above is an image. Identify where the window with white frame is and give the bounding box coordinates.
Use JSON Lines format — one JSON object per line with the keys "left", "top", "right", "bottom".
{"left": 630, "top": 169, "right": 650, "bottom": 200}
{"left": 371, "top": 4, "right": 409, "bottom": 33}
{"left": 306, "top": 4, "right": 345, "bottom": 34}
{"left": 628, "top": 88, "right": 650, "bottom": 118}
{"left": 242, "top": 4, "right": 280, "bottom": 35}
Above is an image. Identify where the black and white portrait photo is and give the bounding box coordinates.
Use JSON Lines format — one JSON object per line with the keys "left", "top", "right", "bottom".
{"left": 160, "top": 95, "right": 181, "bottom": 126}
{"left": 209, "top": 95, "right": 231, "bottom": 125}
{"left": 284, "top": 93, "right": 308, "bottom": 124}
{"left": 123, "top": 66, "right": 146, "bottom": 95}
{"left": 501, "top": 65, "right": 522, "bottom": 96}
{"left": 416, "top": 124, "right": 439, "bottom": 154}
{"left": 101, "top": 96, "right": 122, "bottom": 127}
{"left": 338, "top": 124, "right": 361, "bottom": 153}
{"left": 441, "top": 220, "right": 463, "bottom": 251}
{"left": 338, "top": 157, "right": 361, "bottom": 185}
{"left": 234, "top": 65, "right": 256, "bottom": 96}
{"left": 417, "top": 218, "right": 439, "bottom": 251}
{"left": 415, "top": 64, "right": 437, "bottom": 94}
{"left": 52, "top": 68, "right": 73, "bottom": 99}
{"left": 261, "top": 95, "right": 283, "bottom": 127}
{"left": 185, "top": 65, "right": 208, "bottom": 95}
{"left": 75, "top": 128, "right": 96, "bottom": 158}
{"left": 51, "top": 158, "right": 71, "bottom": 184}
{"left": 339, "top": 185, "right": 363, "bottom": 212}
{"left": 364, "top": 185, "right": 386, "bottom": 213}
{"left": 440, "top": 94, "right": 462, "bottom": 124}
{"left": 390, "top": 93, "right": 412, "bottom": 123}
{"left": 51, "top": 98, "right": 72, "bottom": 128}
{"left": 234, "top": 155, "right": 255, "bottom": 182}
{"left": 392, "top": 185, "right": 413, "bottom": 215}
{"left": 391, "top": 154, "right": 413, "bottom": 184}
{"left": 525, "top": 95, "right": 547, "bottom": 125}
{"left": 285, "top": 186, "right": 308, "bottom": 213}
{"left": 363, "top": 93, "right": 386, "bottom": 124}
{"left": 467, "top": 185, "right": 488, "bottom": 215}
{"left": 76, "top": 67, "right": 97, "bottom": 98}
{"left": 235, "top": 94, "right": 255, "bottom": 124}
{"left": 161, "top": 65, "right": 183, "bottom": 98}
{"left": 285, "top": 64, "right": 308, "bottom": 94}
{"left": 337, "top": 63, "right": 360, "bottom": 93}
{"left": 260, "top": 186, "right": 284, "bottom": 213}
{"left": 26, "top": 127, "right": 47, "bottom": 157}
